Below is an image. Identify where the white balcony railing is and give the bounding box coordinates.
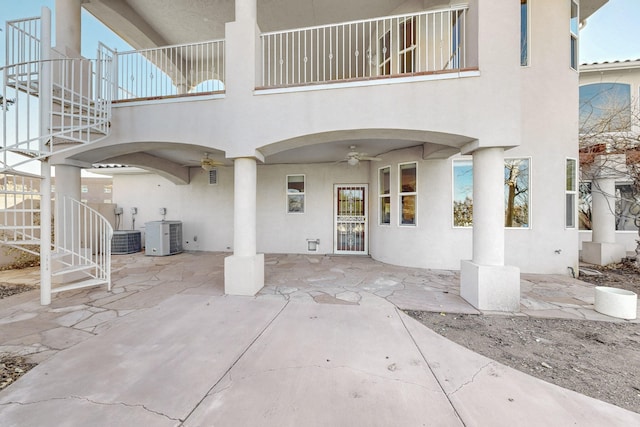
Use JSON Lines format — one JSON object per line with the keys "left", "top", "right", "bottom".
{"left": 115, "top": 39, "right": 225, "bottom": 101}
{"left": 260, "top": 7, "right": 469, "bottom": 88}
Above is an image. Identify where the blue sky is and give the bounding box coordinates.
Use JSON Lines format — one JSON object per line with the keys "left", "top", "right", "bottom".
{"left": 0, "top": 0, "right": 132, "bottom": 64}
{"left": 580, "top": 0, "right": 640, "bottom": 63}
{"left": 1, "top": 0, "right": 638, "bottom": 66}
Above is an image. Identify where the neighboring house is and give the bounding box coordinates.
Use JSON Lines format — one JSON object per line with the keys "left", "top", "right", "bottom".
{"left": 0, "top": 0, "right": 608, "bottom": 310}
{"left": 578, "top": 59, "right": 640, "bottom": 264}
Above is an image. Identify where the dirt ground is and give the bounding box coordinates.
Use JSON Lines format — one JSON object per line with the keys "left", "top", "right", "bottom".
{"left": 407, "top": 262, "right": 640, "bottom": 414}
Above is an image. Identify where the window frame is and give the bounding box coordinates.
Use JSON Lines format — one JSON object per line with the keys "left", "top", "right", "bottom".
{"left": 520, "top": 0, "right": 530, "bottom": 67}
{"left": 579, "top": 82, "right": 632, "bottom": 133}
{"left": 615, "top": 182, "right": 640, "bottom": 232}
{"left": 286, "top": 174, "right": 306, "bottom": 214}
{"left": 565, "top": 158, "right": 577, "bottom": 228}
{"left": 378, "top": 166, "right": 391, "bottom": 226}
{"left": 398, "top": 162, "right": 418, "bottom": 227}
{"left": 570, "top": 0, "right": 579, "bottom": 70}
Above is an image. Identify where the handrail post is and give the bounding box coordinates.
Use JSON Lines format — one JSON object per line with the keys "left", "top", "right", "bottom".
{"left": 39, "top": 6, "right": 52, "bottom": 306}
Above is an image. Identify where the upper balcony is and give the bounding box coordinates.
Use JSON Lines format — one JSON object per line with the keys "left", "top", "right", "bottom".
{"left": 113, "top": 6, "right": 474, "bottom": 102}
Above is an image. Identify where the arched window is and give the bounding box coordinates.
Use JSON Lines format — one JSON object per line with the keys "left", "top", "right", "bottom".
{"left": 579, "top": 83, "right": 631, "bottom": 133}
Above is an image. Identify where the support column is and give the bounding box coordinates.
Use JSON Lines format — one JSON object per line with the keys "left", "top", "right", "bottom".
{"left": 55, "top": 165, "right": 82, "bottom": 254}
{"left": 224, "top": 157, "right": 264, "bottom": 295}
{"left": 460, "top": 147, "right": 520, "bottom": 311}
{"left": 225, "top": 0, "right": 259, "bottom": 97}
{"left": 55, "top": 0, "right": 82, "bottom": 55}
{"left": 236, "top": 0, "right": 257, "bottom": 21}
{"left": 582, "top": 169, "right": 626, "bottom": 265}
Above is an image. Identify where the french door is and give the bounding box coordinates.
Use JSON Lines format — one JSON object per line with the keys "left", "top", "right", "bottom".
{"left": 334, "top": 184, "right": 368, "bottom": 254}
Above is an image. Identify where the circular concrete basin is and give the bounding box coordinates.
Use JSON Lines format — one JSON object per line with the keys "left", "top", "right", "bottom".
{"left": 594, "top": 286, "right": 638, "bottom": 320}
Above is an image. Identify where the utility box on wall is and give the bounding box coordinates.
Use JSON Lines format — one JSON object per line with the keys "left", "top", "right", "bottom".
{"left": 145, "top": 221, "right": 183, "bottom": 256}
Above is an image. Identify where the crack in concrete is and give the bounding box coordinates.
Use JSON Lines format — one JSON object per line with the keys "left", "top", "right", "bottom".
{"left": 447, "top": 361, "right": 494, "bottom": 397}
{"left": 0, "top": 395, "right": 181, "bottom": 422}
{"left": 396, "top": 308, "right": 467, "bottom": 426}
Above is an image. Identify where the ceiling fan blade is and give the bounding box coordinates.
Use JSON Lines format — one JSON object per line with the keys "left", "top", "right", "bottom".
{"left": 359, "top": 156, "right": 381, "bottom": 161}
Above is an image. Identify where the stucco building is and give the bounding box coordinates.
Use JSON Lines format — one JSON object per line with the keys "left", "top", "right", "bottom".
{"left": 1, "top": 0, "right": 608, "bottom": 309}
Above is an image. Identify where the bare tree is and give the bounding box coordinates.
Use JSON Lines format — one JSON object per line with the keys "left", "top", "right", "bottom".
{"left": 0, "top": 95, "right": 15, "bottom": 111}
{"left": 505, "top": 159, "right": 529, "bottom": 227}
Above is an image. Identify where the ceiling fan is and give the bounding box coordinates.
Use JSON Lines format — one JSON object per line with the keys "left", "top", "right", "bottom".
{"left": 340, "top": 145, "right": 381, "bottom": 166}
{"left": 199, "top": 153, "right": 224, "bottom": 171}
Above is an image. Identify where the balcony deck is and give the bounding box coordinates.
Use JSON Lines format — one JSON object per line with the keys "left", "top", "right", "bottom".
{"left": 113, "top": 6, "right": 473, "bottom": 102}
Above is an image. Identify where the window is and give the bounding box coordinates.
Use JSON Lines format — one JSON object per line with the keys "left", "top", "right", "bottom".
{"left": 570, "top": 0, "right": 579, "bottom": 70}
{"left": 287, "top": 175, "right": 305, "bottom": 213}
{"left": 450, "top": 10, "right": 464, "bottom": 69}
{"left": 615, "top": 183, "right": 640, "bottom": 231}
{"left": 379, "top": 167, "right": 391, "bottom": 225}
{"left": 399, "top": 17, "right": 417, "bottom": 74}
{"left": 81, "top": 185, "right": 88, "bottom": 193}
{"left": 104, "top": 199, "right": 112, "bottom": 204}
{"left": 399, "top": 163, "right": 417, "bottom": 225}
{"left": 379, "top": 31, "right": 391, "bottom": 75}
{"left": 450, "top": 158, "right": 531, "bottom": 228}
{"left": 520, "top": 0, "right": 529, "bottom": 66}
{"left": 566, "top": 159, "right": 577, "bottom": 228}
{"left": 579, "top": 181, "right": 640, "bottom": 231}
{"left": 104, "top": 185, "right": 112, "bottom": 194}
{"left": 579, "top": 181, "right": 592, "bottom": 230}
{"left": 504, "top": 158, "right": 530, "bottom": 228}
{"left": 579, "top": 83, "right": 631, "bottom": 133}
{"left": 453, "top": 159, "right": 473, "bottom": 227}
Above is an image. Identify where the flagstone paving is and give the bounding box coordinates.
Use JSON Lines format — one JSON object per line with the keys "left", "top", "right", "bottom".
{"left": 1, "top": 252, "right": 638, "bottom": 366}
{"left": 1, "top": 252, "right": 639, "bottom": 426}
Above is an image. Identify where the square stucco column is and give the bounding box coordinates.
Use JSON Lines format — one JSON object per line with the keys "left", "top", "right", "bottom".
{"left": 55, "top": 0, "right": 82, "bottom": 54}
{"left": 460, "top": 147, "right": 520, "bottom": 312}
{"left": 582, "top": 174, "right": 625, "bottom": 265}
{"left": 224, "top": 157, "right": 264, "bottom": 296}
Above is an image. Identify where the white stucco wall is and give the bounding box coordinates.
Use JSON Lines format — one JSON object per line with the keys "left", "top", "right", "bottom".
{"left": 77, "top": 0, "right": 582, "bottom": 275}
{"left": 112, "top": 168, "right": 235, "bottom": 252}
{"left": 113, "top": 163, "right": 369, "bottom": 255}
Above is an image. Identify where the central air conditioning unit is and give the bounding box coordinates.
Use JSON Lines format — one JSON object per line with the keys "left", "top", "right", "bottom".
{"left": 145, "top": 220, "right": 183, "bottom": 256}
{"left": 111, "top": 230, "right": 142, "bottom": 254}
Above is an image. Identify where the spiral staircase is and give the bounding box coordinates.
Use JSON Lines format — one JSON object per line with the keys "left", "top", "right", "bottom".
{"left": 1, "top": 9, "right": 115, "bottom": 304}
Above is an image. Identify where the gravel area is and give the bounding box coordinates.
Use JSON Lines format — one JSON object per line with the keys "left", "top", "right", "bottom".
{"left": 0, "top": 283, "right": 35, "bottom": 299}
{"left": 407, "top": 262, "right": 640, "bottom": 414}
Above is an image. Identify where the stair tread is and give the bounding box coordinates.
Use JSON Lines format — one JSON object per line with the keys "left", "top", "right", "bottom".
{"left": 52, "top": 263, "right": 95, "bottom": 276}
{"left": 51, "top": 278, "right": 109, "bottom": 294}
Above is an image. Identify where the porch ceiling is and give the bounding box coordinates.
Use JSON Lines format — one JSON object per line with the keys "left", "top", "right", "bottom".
{"left": 81, "top": 0, "right": 435, "bottom": 50}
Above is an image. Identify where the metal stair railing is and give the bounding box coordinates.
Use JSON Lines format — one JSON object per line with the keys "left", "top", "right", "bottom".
{"left": 0, "top": 171, "right": 44, "bottom": 256}
{"left": 52, "top": 195, "right": 113, "bottom": 294}
{"left": 1, "top": 8, "right": 116, "bottom": 303}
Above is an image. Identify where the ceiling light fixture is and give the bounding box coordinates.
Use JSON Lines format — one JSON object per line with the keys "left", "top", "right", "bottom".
{"left": 347, "top": 157, "right": 359, "bottom": 166}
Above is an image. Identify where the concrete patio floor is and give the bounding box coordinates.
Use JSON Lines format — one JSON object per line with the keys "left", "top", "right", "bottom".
{"left": 0, "top": 252, "right": 639, "bottom": 426}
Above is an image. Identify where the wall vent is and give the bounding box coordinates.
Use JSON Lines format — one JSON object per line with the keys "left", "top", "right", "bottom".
{"left": 208, "top": 168, "right": 218, "bottom": 185}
